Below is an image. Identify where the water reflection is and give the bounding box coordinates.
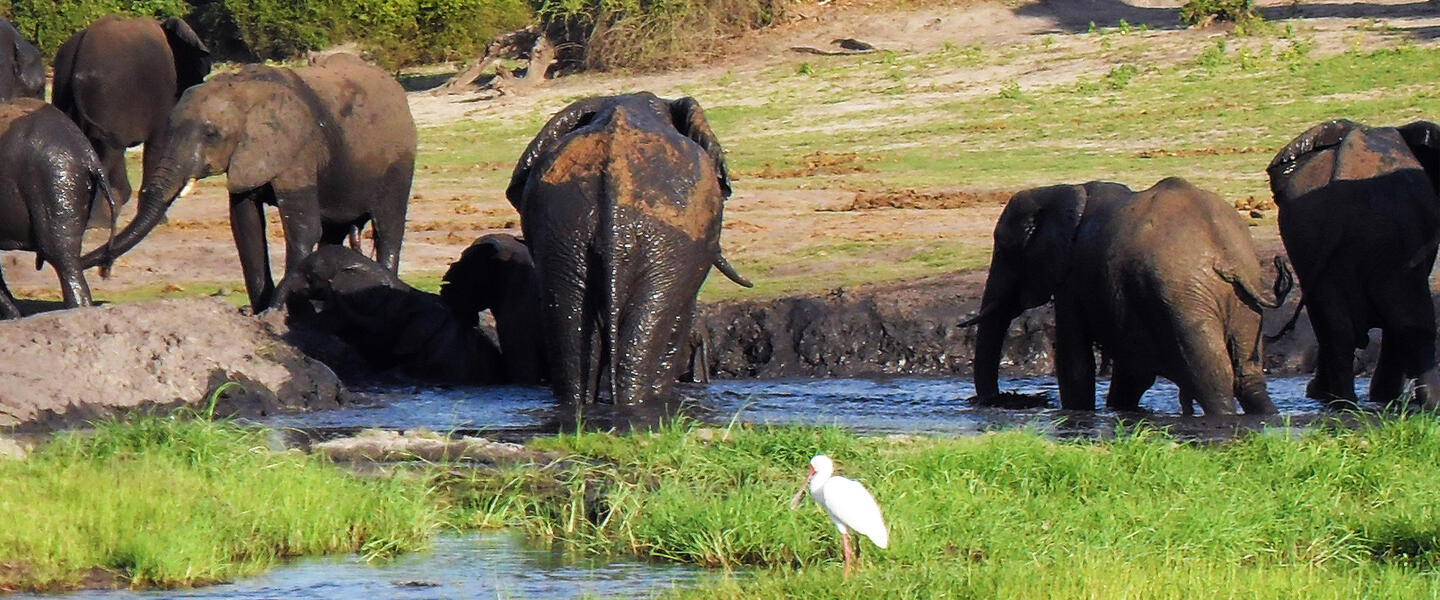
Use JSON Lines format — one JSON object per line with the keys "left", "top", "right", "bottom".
{"left": 262, "top": 376, "right": 1361, "bottom": 442}
{"left": 16, "top": 531, "right": 701, "bottom": 600}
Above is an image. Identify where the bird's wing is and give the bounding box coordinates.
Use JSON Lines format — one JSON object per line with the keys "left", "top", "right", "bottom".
{"left": 822, "top": 476, "right": 889, "bottom": 549}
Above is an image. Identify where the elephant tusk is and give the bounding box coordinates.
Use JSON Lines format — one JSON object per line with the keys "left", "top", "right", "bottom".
{"left": 958, "top": 301, "right": 1002, "bottom": 328}
{"left": 177, "top": 179, "right": 196, "bottom": 199}
{"left": 714, "top": 254, "right": 753, "bottom": 288}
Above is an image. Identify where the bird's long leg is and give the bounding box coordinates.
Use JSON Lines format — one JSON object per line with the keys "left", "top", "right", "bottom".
{"left": 841, "top": 531, "right": 854, "bottom": 579}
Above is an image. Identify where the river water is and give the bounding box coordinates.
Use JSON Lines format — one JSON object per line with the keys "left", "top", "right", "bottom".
{"left": 263, "top": 375, "right": 1349, "bottom": 442}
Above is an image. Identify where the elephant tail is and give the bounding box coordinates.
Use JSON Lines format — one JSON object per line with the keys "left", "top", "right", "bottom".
{"left": 1264, "top": 297, "right": 1306, "bottom": 344}
{"left": 1219, "top": 255, "right": 1292, "bottom": 311}
{"left": 91, "top": 164, "right": 118, "bottom": 278}
{"left": 600, "top": 106, "right": 630, "bottom": 405}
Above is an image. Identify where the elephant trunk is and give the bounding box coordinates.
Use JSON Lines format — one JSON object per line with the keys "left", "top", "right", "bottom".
{"left": 82, "top": 151, "right": 196, "bottom": 269}
{"left": 967, "top": 271, "right": 1023, "bottom": 401}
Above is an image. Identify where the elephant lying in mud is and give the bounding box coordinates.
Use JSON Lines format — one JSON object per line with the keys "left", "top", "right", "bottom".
{"left": 440, "top": 233, "right": 548, "bottom": 385}
{"left": 83, "top": 52, "right": 416, "bottom": 312}
{"left": 508, "top": 92, "right": 751, "bottom": 405}
{"left": 0, "top": 99, "right": 116, "bottom": 317}
{"left": 286, "top": 246, "right": 504, "bottom": 384}
{"left": 965, "top": 178, "right": 1291, "bottom": 416}
{"left": 1268, "top": 119, "right": 1440, "bottom": 409}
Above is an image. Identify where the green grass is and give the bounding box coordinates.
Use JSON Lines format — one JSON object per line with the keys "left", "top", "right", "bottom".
{"left": 438, "top": 416, "right": 1440, "bottom": 599}
{"left": 0, "top": 415, "right": 441, "bottom": 592}
{"left": 698, "top": 239, "right": 990, "bottom": 302}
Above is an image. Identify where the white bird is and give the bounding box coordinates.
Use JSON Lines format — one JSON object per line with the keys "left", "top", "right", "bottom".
{"left": 789, "top": 454, "right": 888, "bottom": 578}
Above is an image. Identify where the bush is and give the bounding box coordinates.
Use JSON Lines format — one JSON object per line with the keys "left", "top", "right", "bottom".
{"left": 1179, "top": 0, "right": 1256, "bottom": 27}
{"left": 0, "top": 0, "right": 189, "bottom": 57}
{"left": 538, "top": 0, "right": 793, "bottom": 71}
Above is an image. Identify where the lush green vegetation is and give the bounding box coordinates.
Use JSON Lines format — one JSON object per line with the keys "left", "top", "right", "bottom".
{"left": 1180, "top": 0, "right": 1256, "bottom": 26}
{"left": 442, "top": 416, "right": 1440, "bottom": 598}
{"left": 0, "top": 415, "right": 439, "bottom": 591}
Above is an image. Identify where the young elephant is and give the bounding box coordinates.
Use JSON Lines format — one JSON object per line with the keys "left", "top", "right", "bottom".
{"left": 1268, "top": 119, "right": 1440, "bottom": 409}
{"left": 508, "top": 92, "right": 751, "bottom": 404}
{"left": 965, "top": 178, "right": 1290, "bottom": 416}
{"left": 440, "top": 233, "right": 547, "bottom": 384}
{"left": 286, "top": 246, "right": 503, "bottom": 384}
{"left": 83, "top": 52, "right": 416, "bottom": 312}
{"left": 0, "top": 99, "right": 115, "bottom": 318}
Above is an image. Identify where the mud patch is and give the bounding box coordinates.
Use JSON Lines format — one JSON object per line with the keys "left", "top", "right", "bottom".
{"left": 741, "top": 151, "right": 877, "bottom": 179}
{"left": 834, "top": 188, "right": 1014, "bottom": 211}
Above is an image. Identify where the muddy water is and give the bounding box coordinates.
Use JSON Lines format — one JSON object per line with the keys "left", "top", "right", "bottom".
{"left": 264, "top": 376, "right": 1355, "bottom": 442}
{"left": 17, "top": 531, "right": 703, "bottom": 600}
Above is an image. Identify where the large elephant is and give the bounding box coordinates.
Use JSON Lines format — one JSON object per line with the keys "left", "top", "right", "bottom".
{"left": 1267, "top": 119, "right": 1440, "bottom": 409}
{"left": 0, "top": 19, "right": 42, "bottom": 102}
{"left": 0, "top": 99, "right": 115, "bottom": 317}
{"left": 440, "top": 233, "right": 548, "bottom": 384}
{"left": 508, "top": 92, "right": 751, "bottom": 405}
{"left": 82, "top": 52, "right": 417, "bottom": 312}
{"left": 52, "top": 16, "right": 211, "bottom": 217}
{"left": 286, "top": 246, "right": 503, "bottom": 384}
{"left": 965, "top": 177, "right": 1289, "bottom": 416}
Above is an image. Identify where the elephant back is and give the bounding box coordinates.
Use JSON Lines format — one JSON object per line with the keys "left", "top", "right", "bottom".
{"left": 0, "top": 97, "right": 45, "bottom": 133}
{"left": 1270, "top": 121, "right": 1425, "bottom": 203}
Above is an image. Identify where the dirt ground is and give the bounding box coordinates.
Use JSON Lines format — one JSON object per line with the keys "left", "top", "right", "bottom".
{"left": 5, "top": 0, "right": 1439, "bottom": 304}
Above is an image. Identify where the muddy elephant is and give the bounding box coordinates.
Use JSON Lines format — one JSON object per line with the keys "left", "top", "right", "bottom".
{"left": 440, "top": 233, "right": 548, "bottom": 384}
{"left": 286, "top": 246, "right": 503, "bottom": 384}
{"left": 0, "top": 19, "right": 42, "bottom": 102}
{"left": 0, "top": 99, "right": 115, "bottom": 317}
{"left": 965, "top": 178, "right": 1290, "bottom": 416}
{"left": 508, "top": 92, "right": 751, "bottom": 405}
{"left": 1267, "top": 119, "right": 1440, "bottom": 409}
{"left": 82, "top": 52, "right": 417, "bottom": 312}
{"left": 52, "top": 16, "right": 211, "bottom": 218}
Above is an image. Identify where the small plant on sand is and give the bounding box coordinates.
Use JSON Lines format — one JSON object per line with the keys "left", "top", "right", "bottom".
{"left": 1105, "top": 64, "right": 1140, "bottom": 89}
{"left": 997, "top": 80, "right": 1024, "bottom": 100}
{"left": 1180, "top": 0, "right": 1258, "bottom": 27}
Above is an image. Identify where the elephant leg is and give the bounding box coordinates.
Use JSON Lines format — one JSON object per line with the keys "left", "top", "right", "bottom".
{"left": 1174, "top": 319, "right": 1237, "bottom": 416}
{"left": 230, "top": 189, "right": 274, "bottom": 311}
{"left": 1053, "top": 302, "right": 1096, "bottom": 410}
{"left": 1370, "top": 332, "right": 1408, "bottom": 405}
{"left": 0, "top": 271, "right": 21, "bottom": 319}
{"left": 270, "top": 188, "right": 326, "bottom": 311}
{"left": 89, "top": 143, "right": 130, "bottom": 228}
{"left": 1106, "top": 363, "right": 1155, "bottom": 412}
{"left": 370, "top": 167, "right": 412, "bottom": 274}
{"left": 1231, "top": 319, "right": 1276, "bottom": 415}
{"left": 1374, "top": 294, "right": 1440, "bottom": 409}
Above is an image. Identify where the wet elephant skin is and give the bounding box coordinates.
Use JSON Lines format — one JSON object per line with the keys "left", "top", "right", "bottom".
{"left": 508, "top": 92, "right": 749, "bottom": 405}
{"left": 441, "top": 233, "right": 548, "bottom": 384}
{"left": 968, "top": 177, "right": 1288, "bottom": 416}
{"left": 1267, "top": 119, "right": 1440, "bottom": 409}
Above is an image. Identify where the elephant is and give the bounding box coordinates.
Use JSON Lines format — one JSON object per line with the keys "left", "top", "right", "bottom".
{"left": 508, "top": 92, "right": 752, "bottom": 405}
{"left": 286, "top": 245, "right": 503, "bottom": 384}
{"left": 82, "top": 52, "right": 417, "bottom": 312}
{"left": 0, "top": 99, "right": 115, "bottom": 317}
{"left": 964, "top": 177, "right": 1290, "bottom": 416}
{"left": 1267, "top": 119, "right": 1440, "bottom": 410}
{"left": 440, "top": 233, "right": 548, "bottom": 384}
{"left": 0, "top": 19, "right": 43, "bottom": 102}
{"left": 52, "top": 16, "right": 211, "bottom": 219}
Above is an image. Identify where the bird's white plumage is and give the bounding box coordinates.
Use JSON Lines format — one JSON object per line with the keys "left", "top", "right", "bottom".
{"left": 806, "top": 455, "right": 889, "bottom": 549}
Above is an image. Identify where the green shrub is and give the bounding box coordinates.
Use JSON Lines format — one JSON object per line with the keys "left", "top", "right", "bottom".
{"left": 1, "top": 0, "right": 189, "bottom": 57}
{"left": 1180, "top": 0, "right": 1256, "bottom": 26}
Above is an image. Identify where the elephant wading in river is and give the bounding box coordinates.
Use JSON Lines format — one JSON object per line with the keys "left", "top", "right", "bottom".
{"left": 965, "top": 178, "right": 1291, "bottom": 415}
{"left": 83, "top": 53, "right": 417, "bottom": 311}
{"left": 508, "top": 92, "right": 752, "bottom": 405}
{"left": 52, "top": 16, "right": 211, "bottom": 218}
{"left": 0, "top": 99, "right": 115, "bottom": 317}
{"left": 441, "top": 233, "right": 548, "bottom": 385}
{"left": 1267, "top": 119, "right": 1440, "bottom": 409}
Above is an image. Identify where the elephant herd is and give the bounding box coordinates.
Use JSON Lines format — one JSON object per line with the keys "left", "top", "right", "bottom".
{"left": 0, "top": 14, "right": 1434, "bottom": 415}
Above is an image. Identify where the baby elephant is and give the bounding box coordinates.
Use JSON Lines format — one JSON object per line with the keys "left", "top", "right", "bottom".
{"left": 966, "top": 178, "right": 1291, "bottom": 416}
{"left": 440, "top": 233, "right": 547, "bottom": 384}
{"left": 286, "top": 246, "right": 503, "bottom": 384}
{"left": 0, "top": 99, "right": 114, "bottom": 318}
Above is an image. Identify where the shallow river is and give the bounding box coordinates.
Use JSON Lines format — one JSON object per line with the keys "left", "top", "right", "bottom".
{"left": 265, "top": 375, "right": 1351, "bottom": 442}
{"left": 17, "top": 531, "right": 704, "bottom": 600}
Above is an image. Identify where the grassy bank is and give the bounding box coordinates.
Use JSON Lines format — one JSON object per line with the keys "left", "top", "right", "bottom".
{"left": 442, "top": 416, "right": 1440, "bottom": 598}
{"left": 0, "top": 415, "right": 439, "bottom": 592}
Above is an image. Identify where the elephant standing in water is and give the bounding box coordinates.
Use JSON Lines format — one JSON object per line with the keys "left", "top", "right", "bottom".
{"left": 966, "top": 178, "right": 1290, "bottom": 416}
{"left": 441, "top": 233, "right": 548, "bottom": 384}
{"left": 0, "top": 99, "right": 115, "bottom": 317}
{"left": 508, "top": 92, "right": 751, "bottom": 405}
{"left": 52, "top": 16, "right": 211, "bottom": 218}
{"left": 1267, "top": 119, "right": 1440, "bottom": 409}
{"left": 83, "top": 53, "right": 416, "bottom": 311}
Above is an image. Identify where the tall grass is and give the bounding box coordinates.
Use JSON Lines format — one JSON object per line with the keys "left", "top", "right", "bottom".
{"left": 442, "top": 416, "right": 1440, "bottom": 598}
{"left": 0, "top": 415, "right": 440, "bottom": 591}
{"left": 538, "top": 0, "right": 793, "bottom": 70}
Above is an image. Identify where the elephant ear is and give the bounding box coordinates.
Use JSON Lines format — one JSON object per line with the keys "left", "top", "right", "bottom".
{"left": 506, "top": 96, "right": 611, "bottom": 211}
{"left": 227, "top": 74, "right": 321, "bottom": 193}
{"left": 1006, "top": 184, "right": 1091, "bottom": 307}
{"left": 162, "top": 17, "right": 212, "bottom": 94}
{"left": 1398, "top": 120, "right": 1440, "bottom": 196}
{"left": 1267, "top": 119, "right": 1361, "bottom": 185}
{"left": 666, "top": 96, "right": 732, "bottom": 198}
{"left": 11, "top": 38, "right": 41, "bottom": 99}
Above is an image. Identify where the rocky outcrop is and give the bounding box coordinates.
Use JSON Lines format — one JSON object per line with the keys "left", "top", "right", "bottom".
{"left": 0, "top": 298, "right": 347, "bottom": 430}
